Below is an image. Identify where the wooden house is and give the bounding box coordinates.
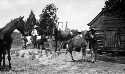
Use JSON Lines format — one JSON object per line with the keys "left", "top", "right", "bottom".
{"left": 87, "top": 10, "right": 125, "bottom": 53}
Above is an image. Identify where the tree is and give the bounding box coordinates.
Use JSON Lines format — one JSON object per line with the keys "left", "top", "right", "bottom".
{"left": 25, "top": 10, "right": 37, "bottom": 35}
{"left": 39, "top": 4, "right": 58, "bottom": 36}
{"left": 103, "top": 0, "right": 125, "bottom": 18}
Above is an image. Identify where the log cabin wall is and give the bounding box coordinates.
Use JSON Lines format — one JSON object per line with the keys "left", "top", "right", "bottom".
{"left": 88, "top": 11, "right": 125, "bottom": 52}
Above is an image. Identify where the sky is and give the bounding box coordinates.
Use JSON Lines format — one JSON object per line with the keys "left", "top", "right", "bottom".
{"left": 0, "top": 0, "right": 105, "bottom": 31}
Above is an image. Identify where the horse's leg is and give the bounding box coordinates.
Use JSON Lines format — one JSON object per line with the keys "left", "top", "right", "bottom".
{"left": 33, "top": 43, "right": 35, "bottom": 49}
{"left": 25, "top": 45, "right": 27, "bottom": 49}
{"left": 34, "top": 42, "right": 37, "bottom": 49}
{"left": 59, "top": 42, "right": 63, "bottom": 55}
{"left": 22, "top": 42, "right": 24, "bottom": 49}
{"left": 3, "top": 50, "right": 6, "bottom": 68}
{"left": 7, "top": 47, "right": 11, "bottom": 69}
{"left": 37, "top": 43, "right": 40, "bottom": 49}
{"left": 0, "top": 53, "right": 2, "bottom": 69}
{"left": 69, "top": 47, "right": 75, "bottom": 61}
{"left": 34, "top": 43, "right": 37, "bottom": 49}
{"left": 34, "top": 44, "right": 36, "bottom": 49}
{"left": 82, "top": 46, "right": 86, "bottom": 61}
{"left": 24, "top": 42, "right": 27, "bottom": 49}
{"left": 36, "top": 43, "right": 38, "bottom": 49}
{"left": 70, "top": 50, "right": 75, "bottom": 61}
{"left": 38, "top": 44, "right": 41, "bottom": 49}
{"left": 65, "top": 49, "right": 68, "bottom": 55}
{"left": 24, "top": 41, "right": 26, "bottom": 49}
{"left": 36, "top": 42, "right": 38, "bottom": 49}
{"left": 66, "top": 46, "right": 75, "bottom": 61}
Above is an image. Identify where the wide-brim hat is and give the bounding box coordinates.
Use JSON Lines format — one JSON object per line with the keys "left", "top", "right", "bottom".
{"left": 78, "top": 32, "right": 81, "bottom": 34}
{"left": 90, "top": 29, "right": 96, "bottom": 34}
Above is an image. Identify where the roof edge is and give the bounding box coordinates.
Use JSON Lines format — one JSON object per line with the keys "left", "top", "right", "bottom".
{"left": 87, "top": 10, "right": 103, "bottom": 26}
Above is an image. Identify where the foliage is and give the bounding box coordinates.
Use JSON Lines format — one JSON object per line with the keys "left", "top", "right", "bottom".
{"left": 25, "top": 10, "right": 37, "bottom": 35}
{"left": 103, "top": 0, "right": 125, "bottom": 18}
{"left": 39, "top": 4, "right": 58, "bottom": 36}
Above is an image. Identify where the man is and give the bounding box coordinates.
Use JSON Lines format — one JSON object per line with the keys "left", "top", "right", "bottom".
{"left": 89, "top": 29, "right": 97, "bottom": 62}
{"left": 89, "top": 29, "right": 96, "bottom": 46}
{"left": 31, "top": 25, "right": 39, "bottom": 36}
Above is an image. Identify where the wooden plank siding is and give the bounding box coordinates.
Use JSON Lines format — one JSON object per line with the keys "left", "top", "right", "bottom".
{"left": 104, "top": 31, "right": 120, "bottom": 47}
{"left": 95, "top": 30, "right": 104, "bottom": 49}
{"left": 103, "top": 18, "right": 125, "bottom": 28}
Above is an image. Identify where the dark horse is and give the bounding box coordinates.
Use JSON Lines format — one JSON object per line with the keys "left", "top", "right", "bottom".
{"left": 66, "top": 29, "right": 97, "bottom": 63}
{"left": 30, "top": 35, "right": 47, "bottom": 49}
{"left": 30, "top": 35, "right": 37, "bottom": 49}
{"left": 0, "top": 16, "right": 25, "bottom": 70}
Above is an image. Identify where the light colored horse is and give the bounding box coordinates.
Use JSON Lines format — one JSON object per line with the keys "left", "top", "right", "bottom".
{"left": 66, "top": 30, "right": 97, "bottom": 63}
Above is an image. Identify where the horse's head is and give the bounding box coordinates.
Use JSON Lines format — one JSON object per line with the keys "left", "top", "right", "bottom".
{"left": 12, "top": 16, "right": 24, "bottom": 25}
{"left": 15, "top": 16, "right": 27, "bottom": 36}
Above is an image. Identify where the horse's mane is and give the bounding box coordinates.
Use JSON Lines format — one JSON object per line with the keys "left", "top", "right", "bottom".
{"left": 0, "top": 19, "right": 16, "bottom": 32}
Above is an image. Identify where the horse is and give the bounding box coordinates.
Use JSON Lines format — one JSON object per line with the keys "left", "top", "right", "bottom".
{"left": 21, "top": 34, "right": 47, "bottom": 49}
{"left": 0, "top": 16, "right": 25, "bottom": 69}
{"left": 66, "top": 29, "right": 97, "bottom": 63}
{"left": 30, "top": 35, "right": 47, "bottom": 49}
{"left": 56, "top": 29, "right": 77, "bottom": 52}
{"left": 65, "top": 31, "right": 87, "bottom": 61}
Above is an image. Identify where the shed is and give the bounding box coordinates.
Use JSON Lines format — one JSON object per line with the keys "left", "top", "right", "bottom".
{"left": 88, "top": 9, "right": 125, "bottom": 53}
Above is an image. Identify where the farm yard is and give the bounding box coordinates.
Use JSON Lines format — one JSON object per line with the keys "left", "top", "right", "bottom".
{"left": 1, "top": 34, "right": 125, "bottom": 74}
{"left": 1, "top": 0, "right": 125, "bottom": 74}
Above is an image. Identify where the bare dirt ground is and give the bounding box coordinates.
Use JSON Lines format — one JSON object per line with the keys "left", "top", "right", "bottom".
{"left": 1, "top": 48, "right": 125, "bottom": 74}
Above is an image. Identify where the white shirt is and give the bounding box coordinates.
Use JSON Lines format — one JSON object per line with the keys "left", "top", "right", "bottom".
{"left": 31, "top": 29, "right": 38, "bottom": 36}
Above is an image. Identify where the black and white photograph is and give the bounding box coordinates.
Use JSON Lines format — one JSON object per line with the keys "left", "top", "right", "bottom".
{"left": 0, "top": 0, "right": 125, "bottom": 74}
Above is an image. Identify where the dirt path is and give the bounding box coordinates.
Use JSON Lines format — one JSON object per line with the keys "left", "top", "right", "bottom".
{"left": 1, "top": 52, "right": 125, "bottom": 74}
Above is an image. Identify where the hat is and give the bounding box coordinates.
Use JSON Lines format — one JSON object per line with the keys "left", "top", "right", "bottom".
{"left": 78, "top": 32, "right": 81, "bottom": 34}
{"left": 90, "top": 29, "right": 96, "bottom": 34}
